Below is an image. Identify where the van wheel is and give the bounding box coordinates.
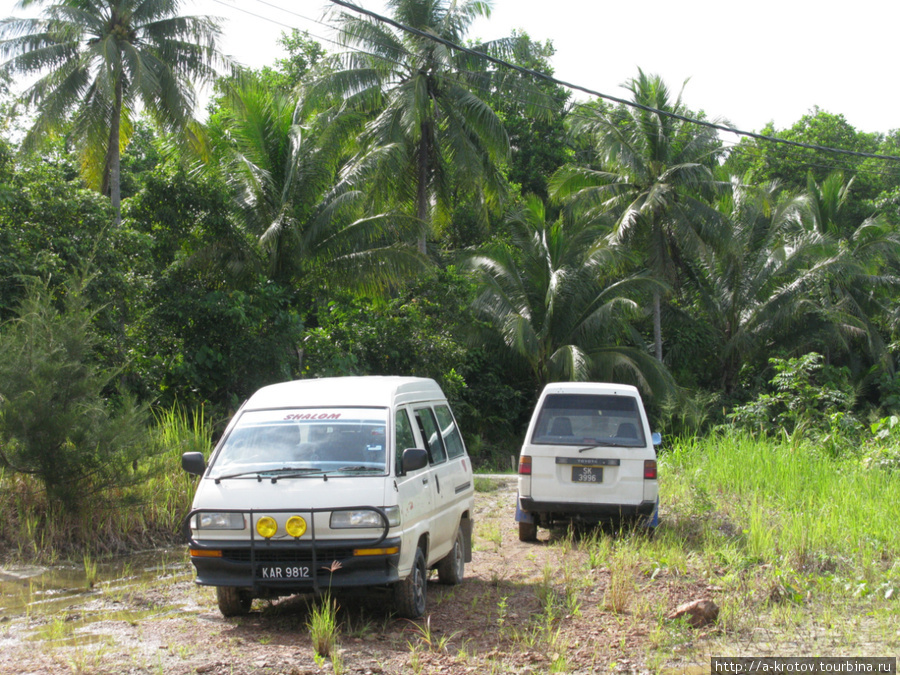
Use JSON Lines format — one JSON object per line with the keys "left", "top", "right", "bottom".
{"left": 394, "top": 547, "right": 427, "bottom": 618}
{"left": 436, "top": 528, "right": 465, "bottom": 585}
{"left": 216, "top": 586, "right": 253, "bottom": 616}
{"left": 518, "top": 521, "right": 538, "bottom": 542}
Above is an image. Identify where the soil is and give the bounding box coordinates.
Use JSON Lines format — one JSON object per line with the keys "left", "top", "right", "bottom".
{"left": 0, "top": 478, "right": 851, "bottom": 674}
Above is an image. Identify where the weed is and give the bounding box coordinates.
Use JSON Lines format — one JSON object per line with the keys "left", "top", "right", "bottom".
{"left": 307, "top": 593, "right": 340, "bottom": 658}
{"left": 407, "top": 643, "right": 423, "bottom": 674}
{"left": 549, "top": 651, "right": 570, "bottom": 673}
{"left": 331, "top": 648, "right": 345, "bottom": 675}
{"left": 407, "top": 614, "right": 457, "bottom": 652}
{"left": 535, "top": 561, "right": 555, "bottom": 610}
{"left": 455, "top": 638, "right": 474, "bottom": 662}
{"left": 476, "top": 521, "right": 502, "bottom": 552}
{"left": 40, "top": 613, "right": 70, "bottom": 641}
{"left": 67, "top": 642, "right": 107, "bottom": 674}
{"left": 474, "top": 476, "right": 499, "bottom": 492}
{"left": 604, "top": 546, "right": 637, "bottom": 613}
{"left": 172, "top": 644, "right": 194, "bottom": 659}
{"left": 83, "top": 551, "right": 98, "bottom": 589}
{"left": 496, "top": 595, "right": 508, "bottom": 630}
{"left": 564, "top": 582, "right": 582, "bottom": 617}
{"left": 345, "top": 611, "right": 376, "bottom": 639}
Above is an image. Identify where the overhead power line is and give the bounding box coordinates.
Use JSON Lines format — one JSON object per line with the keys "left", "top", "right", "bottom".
{"left": 325, "top": 0, "right": 900, "bottom": 165}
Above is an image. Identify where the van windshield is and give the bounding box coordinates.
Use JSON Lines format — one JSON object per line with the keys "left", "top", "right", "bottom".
{"left": 208, "top": 408, "right": 389, "bottom": 479}
{"left": 531, "top": 394, "right": 645, "bottom": 447}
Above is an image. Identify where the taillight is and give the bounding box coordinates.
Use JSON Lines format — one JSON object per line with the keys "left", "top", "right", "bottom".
{"left": 644, "top": 460, "right": 657, "bottom": 480}
{"left": 518, "top": 455, "right": 532, "bottom": 475}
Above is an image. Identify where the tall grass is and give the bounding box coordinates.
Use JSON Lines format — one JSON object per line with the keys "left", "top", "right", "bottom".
{"left": 662, "top": 431, "right": 900, "bottom": 570}
{"left": 0, "top": 405, "right": 213, "bottom": 561}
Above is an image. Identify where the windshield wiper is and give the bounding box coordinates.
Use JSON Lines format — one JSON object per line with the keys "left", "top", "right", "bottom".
{"left": 260, "top": 467, "right": 329, "bottom": 483}
{"left": 578, "top": 441, "right": 633, "bottom": 452}
{"left": 335, "top": 465, "right": 383, "bottom": 473}
{"left": 214, "top": 467, "right": 326, "bottom": 483}
{"left": 213, "top": 470, "right": 267, "bottom": 483}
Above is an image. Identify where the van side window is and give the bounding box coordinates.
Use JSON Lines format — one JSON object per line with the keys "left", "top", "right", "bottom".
{"left": 413, "top": 407, "right": 447, "bottom": 464}
{"left": 395, "top": 408, "right": 417, "bottom": 475}
{"left": 434, "top": 405, "right": 465, "bottom": 459}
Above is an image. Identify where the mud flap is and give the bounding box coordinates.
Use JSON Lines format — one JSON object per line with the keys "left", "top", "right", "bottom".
{"left": 514, "top": 493, "right": 534, "bottom": 524}
{"left": 461, "top": 516, "right": 474, "bottom": 563}
{"left": 644, "top": 497, "right": 659, "bottom": 528}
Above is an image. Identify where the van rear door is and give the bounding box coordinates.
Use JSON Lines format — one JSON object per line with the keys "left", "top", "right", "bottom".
{"left": 528, "top": 393, "right": 650, "bottom": 507}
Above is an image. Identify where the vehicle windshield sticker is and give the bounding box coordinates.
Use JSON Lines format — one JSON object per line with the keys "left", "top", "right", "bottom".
{"left": 284, "top": 412, "right": 343, "bottom": 420}
{"left": 365, "top": 445, "right": 383, "bottom": 452}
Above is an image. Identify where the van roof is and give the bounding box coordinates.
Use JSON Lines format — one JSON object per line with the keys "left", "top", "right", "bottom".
{"left": 244, "top": 376, "right": 446, "bottom": 410}
{"left": 540, "top": 382, "right": 640, "bottom": 397}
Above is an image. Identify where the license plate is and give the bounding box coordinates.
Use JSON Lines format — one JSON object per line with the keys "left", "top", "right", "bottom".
{"left": 258, "top": 565, "right": 311, "bottom": 580}
{"left": 572, "top": 466, "right": 603, "bottom": 483}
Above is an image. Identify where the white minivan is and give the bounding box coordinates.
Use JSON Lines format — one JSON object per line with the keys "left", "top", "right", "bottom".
{"left": 515, "top": 382, "right": 659, "bottom": 541}
{"left": 181, "top": 376, "right": 475, "bottom": 619}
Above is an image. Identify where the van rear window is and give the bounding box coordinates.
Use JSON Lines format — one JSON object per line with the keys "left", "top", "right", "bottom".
{"left": 531, "top": 394, "right": 645, "bottom": 447}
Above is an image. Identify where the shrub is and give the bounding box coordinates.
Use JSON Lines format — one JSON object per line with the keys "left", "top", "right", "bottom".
{"left": 727, "top": 353, "right": 862, "bottom": 451}
{"left": 0, "top": 275, "right": 149, "bottom": 511}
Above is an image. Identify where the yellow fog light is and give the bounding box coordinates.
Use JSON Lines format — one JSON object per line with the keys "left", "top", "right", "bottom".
{"left": 256, "top": 516, "right": 278, "bottom": 539}
{"left": 285, "top": 515, "right": 307, "bottom": 538}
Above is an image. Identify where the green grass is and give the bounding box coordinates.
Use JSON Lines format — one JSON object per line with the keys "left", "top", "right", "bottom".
{"left": 662, "top": 431, "right": 900, "bottom": 570}
{"left": 473, "top": 476, "right": 501, "bottom": 492}
{"left": 522, "top": 431, "right": 900, "bottom": 666}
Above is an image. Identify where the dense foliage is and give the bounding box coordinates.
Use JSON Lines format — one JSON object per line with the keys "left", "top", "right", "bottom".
{"left": 0, "top": 0, "right": 899, "bottom": 510}
{"left": 0, "top": 276, "right": 149, "bottom": 509}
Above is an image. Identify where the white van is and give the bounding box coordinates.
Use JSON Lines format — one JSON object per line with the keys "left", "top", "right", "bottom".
{"left": 515, "top": 382, "right": 659, "bottom": 541}
{"left": 181, "top": 376, "right": 475, "bottom": 619}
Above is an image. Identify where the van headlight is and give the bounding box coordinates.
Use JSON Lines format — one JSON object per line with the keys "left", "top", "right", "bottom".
{"left": 330, "top": 507, "right": 400, "bottom": 529}
{"left": 195, "top": 512, "right": 245, "bottom": 530}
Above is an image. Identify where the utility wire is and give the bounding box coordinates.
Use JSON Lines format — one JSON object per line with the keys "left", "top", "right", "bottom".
{"left": 217, "top": 0, "right": 900, "bottom": 182}
{"left": 324, "top": 0, "right": 900, "bottom": 165}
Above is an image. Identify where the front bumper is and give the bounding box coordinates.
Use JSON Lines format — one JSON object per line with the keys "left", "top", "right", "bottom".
{"left": 189, "top": 537, "right": 402, "bottom": 593}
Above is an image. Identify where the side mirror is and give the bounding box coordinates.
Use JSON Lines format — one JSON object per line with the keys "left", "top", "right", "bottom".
{"left": 651, "top": 432, "right": 662, "bottom": 447}
{"left": 400, "top": 447, "right": 428, "bottom": 475}
{"left": 182, "top": 451, "right": 206, "bottom": 476}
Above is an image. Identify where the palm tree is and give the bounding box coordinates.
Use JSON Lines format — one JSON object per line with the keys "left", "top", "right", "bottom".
{"left": 800, "top": 171, "right": 900, "bottom": 370}
{"left": 309, "top": 0, "right": 512, "bottom": 255}
{"left": 551, "top": 70, "right": 725, "bottom": 362}
{"left": 0, "top": 0, "right": 224, "bottom": 223}
{"left": 207, "top": 72, "right": 429, "bottom": 293}
{"left": 685, "top": 176, "right": 827, "bottom": 393}
{"left": 465, "top": 194, "right": 672, "bottom": 396}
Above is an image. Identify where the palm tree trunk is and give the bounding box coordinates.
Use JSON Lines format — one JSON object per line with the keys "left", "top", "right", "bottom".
{"left": 102, "top": 76, "right": 123, "bottom": 226}
{"left": 652, "top": 289, "right": 663, "bottom": 362}
{"left": 416, "top": 124, "right": 430, "bottom": 255}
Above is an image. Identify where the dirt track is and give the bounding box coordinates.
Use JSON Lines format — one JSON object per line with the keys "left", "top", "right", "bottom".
{"left": 1, "top": 478, "right": 720, "bottom": 674}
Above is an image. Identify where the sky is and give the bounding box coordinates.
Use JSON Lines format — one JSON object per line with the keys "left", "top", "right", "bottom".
{"left": 2, "top": 0, "right": 898, "bottom": 137}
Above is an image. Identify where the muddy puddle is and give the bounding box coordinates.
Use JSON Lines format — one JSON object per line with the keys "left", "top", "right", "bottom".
{"left": 0, "top": 549, "right": 196, "bottom": 649}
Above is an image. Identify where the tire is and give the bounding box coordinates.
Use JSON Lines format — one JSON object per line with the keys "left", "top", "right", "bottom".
{"left": 518, "top": 520, "right": 538, "bottom": 542}
{"left": 436, "top": 528, "right": 465, "bottom": 585}
{"left": 216, "top": 586, "right": 253, "bottom": 617}
{"left": 393, "top": 547, "right": 427, "bottom": 618}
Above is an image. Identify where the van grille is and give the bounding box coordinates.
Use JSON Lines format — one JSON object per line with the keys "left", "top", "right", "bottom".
{"left": 222, "top": 547, "right": 354, "bottom": 564}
